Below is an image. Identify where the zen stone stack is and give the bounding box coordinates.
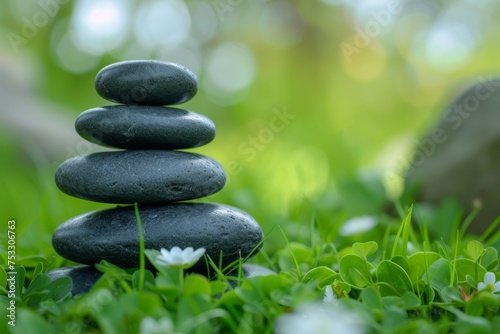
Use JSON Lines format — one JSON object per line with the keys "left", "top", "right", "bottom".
{"left": 48, "top": 60, "right": 265, "bottom": 293}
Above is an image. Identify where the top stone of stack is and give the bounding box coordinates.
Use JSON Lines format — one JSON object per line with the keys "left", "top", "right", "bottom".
{"left": 95, "top": 60, "right": 198, "bottom": 106}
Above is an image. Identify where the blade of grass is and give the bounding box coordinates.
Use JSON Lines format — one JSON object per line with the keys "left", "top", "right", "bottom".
{"left": 458, "top": 206, "right": 480, "bottom": 241}
{"left": 391, "top": 205, "right": 413, "bottom": 258}
{"left": 134, "top": 202, "right": 145, "bottom": 293}
{"left": 479, "top": 215, "right": 500, "bottom": 243}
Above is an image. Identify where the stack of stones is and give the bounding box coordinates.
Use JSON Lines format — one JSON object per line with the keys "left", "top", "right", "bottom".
{"left": 48, "top": 60, "right": 268, "bottom": 294}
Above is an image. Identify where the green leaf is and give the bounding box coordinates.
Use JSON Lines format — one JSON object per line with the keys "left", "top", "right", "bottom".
{"left": 301, "top": 266, "right": 337, "bottom": 286}
{"left": 376, "top": 260, "right": 413, "bottom": 297}
{"left": 39, "top": 299, "right": 62, "bottom": 316}
{"left": 481, "top": 247, "right": 498, "bottom": 269}
{"left": 177, "top": 294, "right": 212, "bottom": 332}
{"left": 279, "top": 270, "right": 299, "bottom": 283}
{"left": 465, "top": 240, "right": 484, "bottom": 261}
{"left": 400, "top": 291, "right": 421, "bottom": 308}
{"left": 391, "top": 256, "right": 410, "bottom": 274}
{"left": 32, "top": 262, "right": 44, "bottom": 280}
{"left": 417, "top": 280, "right": 435, "bottom": 304}
{"left": 382, "top": 305, "right": 408, "bottom": 333}
{"left": 451, "top": 308, "right": 492, "bottom": 334}
{"left": 441, "top": 286, "right": 464, "bottom": 304}
{"left": 9, "top": 309, "right": 51, "bottom": 334}
{"left": 23, "top": 273, "right": 51, "bottom": 300}
{"left": 360, "top": 286, "right": 382, "bottom": 310}
{"left": 339, "top": 254, "right": 373, "bottom": 288}
{"left": 183, "top": 274, "right": 211, "bottom": 296}
{"left": 352, "top": 241, "right": 378, "bottom": 259}
{"left": 132, "top": 270, "right": 154, "bottom": 290}
{"left": 14, "top": 266, "right": 25, "bottom": 300}
{"left": 424, "top": 258, "right": 453, "bottom": 292}
{"left": 466, "top": 275, "right": 478, "bottom": 289}
{"left": 407, "top": 252, "right": 440, "bottom": 285}
{"left": 484, "top": 259, "right": 499, "bottom": 271}
{"left": 276, "top": 242, "right": 314, "bottom": 271}
{"left": 47, "top": 276, "right": 72, "bottom": 301}
{"left": 453, "top": 258, "right": 486, "bottom": 285}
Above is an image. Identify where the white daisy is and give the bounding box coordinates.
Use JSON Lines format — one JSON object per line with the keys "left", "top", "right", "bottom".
{"left": 275, "top": 302, "right": 366, "bottom": 334}
{"left": 140, "top": 317, "right": 174, "bottom": 334}
{"left": 156, "top": 246, "right": 206, "bottom": 269}
{"left": 477, "top": 272, "right": 500, "bottom": 293}
{"left": 339, "top": 215, "right": 377, "bottom": 236}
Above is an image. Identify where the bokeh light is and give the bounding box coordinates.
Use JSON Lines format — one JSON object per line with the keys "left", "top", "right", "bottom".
{"left": 3, "top": 0, "right": 500, "bottom": 254}
{"left": 133, "top": 0, "right": 191, "bottom": 49}
{"left": 203, "top": 42, "right": 257, "bottom": 106}
{"left": 71, "top": 0, "right": 131, "bottom": 55}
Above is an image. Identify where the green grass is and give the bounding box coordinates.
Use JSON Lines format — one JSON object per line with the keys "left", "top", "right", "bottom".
{"left": 1, "top": 183, "right": 500, "bottom": 333}
{"left": 1, "top": 140, "right": 500, "bottom": 333}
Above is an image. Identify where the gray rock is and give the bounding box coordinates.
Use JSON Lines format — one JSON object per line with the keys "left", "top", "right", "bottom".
{"left": 75, "top": 105, "right": 215, "bottom": 150}
{"left": 95, "top": 60, "right": 197, "bottom": 106}
{"left": 240, "top": 263, "right": 276, "bottom": 277}
{"left": 55, "top": 151, "right": 226, "bottom": 203}
{"left": 52, "top": 203, "right": 264, "bottom": 275}
{"left": 406, "top": 77, "right": 500, "bottom": 234}
{"left": 47, "top": 265, "right": 102, "bottom": 296}
{"left": 227, "top": 264, "right": 277, "bottom": 288}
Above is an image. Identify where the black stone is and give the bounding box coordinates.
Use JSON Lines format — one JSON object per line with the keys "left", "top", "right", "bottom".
{"left": 55, "top": 151, "right": 226, "bottom": 204}
{"left": 95, "top": 60, "right": 198, "bottom": 106}
{"left": 47, "top": 265, "right": 103, "bottom": 296}
{"left": 52, "top": 203, "right": 264, "bottom": 275}
{"left": 75, "top": 105, "right": 215, "bottom": 150}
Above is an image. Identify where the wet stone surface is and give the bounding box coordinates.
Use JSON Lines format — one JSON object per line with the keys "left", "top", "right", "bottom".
{"left": 52, "top": 203, "right": 264, "bottom": 275}
{"left": 95, "top": 60, "right": 198, "bottom": 106}
{"left": 75, "top": 105, "right": 215, "bottom": 150}
{"left": 55, "top": 151, "right": 226, "bottom": 204}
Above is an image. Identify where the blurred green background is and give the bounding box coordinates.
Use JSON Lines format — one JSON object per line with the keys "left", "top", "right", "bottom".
{"left": 1, "top": 0, "right": 500, "bottom": 265}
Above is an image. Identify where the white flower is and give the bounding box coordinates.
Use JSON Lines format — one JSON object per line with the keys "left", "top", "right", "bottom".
{"left": 323, "top": 285, "right": 338, "bottom": 304}
{"left": 275, "top": 303, "right": 366, "bottom": 334}
{"left": 477, "top": 272, "right": 500, "bottom": 293}
{"left": 140, "top": 317, "right": 174, "bottom": 334}
{"left": 339, "top": 215, "right": 377, "bottom": 236}
{"left": 156, "top": 246, "right": 206, "bottom": 269}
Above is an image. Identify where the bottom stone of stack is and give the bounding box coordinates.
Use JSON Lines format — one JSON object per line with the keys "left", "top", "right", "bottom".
{"left": 47, "top": 266, "right": 103, "bottom": 296}
{"left": 47, "top": 264, "right": 276, "bottom": 296}
{"left": 52, "top": 203, "right": 263, "bottom": 275}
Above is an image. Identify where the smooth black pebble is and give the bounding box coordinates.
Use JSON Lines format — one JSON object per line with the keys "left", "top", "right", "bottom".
{"left": 55, "top": 150, "right": 226, "bottom": 204}
{"left": 52, "top": 203, "right": 264, "bottom": 275}
{"left": 95, "top": 60, "right": 198, "bottom": 106}
{"left": 75, "top": 105, "right": 215, "bottom": 150}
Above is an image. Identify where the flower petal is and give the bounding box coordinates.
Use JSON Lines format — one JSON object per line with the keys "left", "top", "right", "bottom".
{"left": 484, "top": 272, "right": 495, "bottom": 285}
{"left": 184, "top": 247, "right": 194, "bottom": 256}
{"left": 171, "top": 246, "right": 182, "bottom": 257}
{"left": 478, "top": 282, "right": 486, "bottom": 291}
{"left": 323, "top": 285, "right": 336, "bottom": 303}
{"left": 159, "top": 248, "right": 168, "bottom": 256}
{"left": 494, "top": 282, "right": 500, "bottom": 293}
{"left": 190, "top": 248, "right": 206, "bottom": 262}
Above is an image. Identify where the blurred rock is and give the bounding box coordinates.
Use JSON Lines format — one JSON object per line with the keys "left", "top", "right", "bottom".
{"left": 406, "top": 76, "right": 500, "bottom": 234}
{"left": 47, "top": 265, "right": 102, "bottom": 296}
{"left": 0, "top": 54, "right": 102, "bottom": 165}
